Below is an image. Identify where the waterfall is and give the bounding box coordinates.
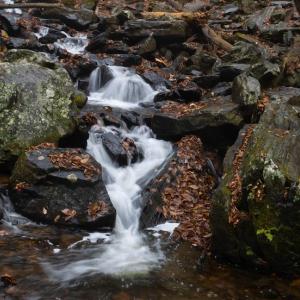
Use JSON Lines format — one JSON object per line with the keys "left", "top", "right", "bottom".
{"left": 0, "top": 190, "right": 31, "bottom": 232}
{"left": 54, "top": 32, "right": 88, "bottom": 55}
{"left": 88, "top": 66, "right": 157, "bottom": 109}
{"left": 45, "top": 67, "right": 172, "bottom": 281}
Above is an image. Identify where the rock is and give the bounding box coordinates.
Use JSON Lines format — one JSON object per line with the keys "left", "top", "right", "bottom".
{"left": 176, "top": 80, "right": 202, "bottom": 102}
{"left": 137, "top": 34, "right": 157, "bottom": 55}
{"left": 0, "top": 50, "right": 76, "bottom": 166}
{"left": 62, "top": 56, "right": 97, "bottom": 81}
{"left": 0, "top": 12, "right": 20, "bottom": 36}
{"left": 10, "top": 147, "right": 115, "bottom": 228}
{"left": 223, "top": 42, "right": 268, "bottom": 65}
{"left": 232, "top": 73, "right": 261, "bottom": 109}
{"left": 123, "top": 19, "right": 188, "bottom": 43}
{"left": 212, "top": 82, "right": 232, "bottom": 97}
{"left": 193, "top": 74, "right": 220, "bottom": 89}
{"left": 145, "top": 98, "right": 244, "bottom": 140}
{"left": 98, "top": 131, "right": 140, "bottom": 166}
{"left": 249, "top": 61, "right": 281, "bottom": 87}
{"left": 36, "top": 7, "right": 98, "bottom": 31}
{"left": 142, "top": 71, "right": 172, "bottom": 90}
{"left": 211, "top": 87, "right": 300, "bottom": 275}
{"left": 88, "top": 65, "right": 114, "bottom": 92}
{"left": 295, "top": 0, "right": 300, "bottom": 14}
{"left": 113, "top": 54, "right": 142, "bottom": 67}
{"left": 85, "top": 32, "right": 107, "bottom": 52}
{"left": 7, "top": 37, "right": 50, "bottom": 53}
{"left": 218, "top": 63, "right": 251, "bottom": 82}
{"left": 38, "top": 29, "right": 66, "bottom": 44}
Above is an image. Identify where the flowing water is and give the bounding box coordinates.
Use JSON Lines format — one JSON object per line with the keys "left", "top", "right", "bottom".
{"left": 88, "top": 66, "right": 157, "bottom": 109}
{"left": 0, "top": 39, "right": 300, "bottom": 299}
{"left": 44, "top": 66, "right": 173, "bottom": 281}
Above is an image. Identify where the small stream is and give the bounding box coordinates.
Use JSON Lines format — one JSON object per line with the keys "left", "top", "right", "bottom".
{"left": 0, "top": 14, "right": 300, "bottom": 300}
{"left": 0, "top": 61, "right": 299, "bottom": 300}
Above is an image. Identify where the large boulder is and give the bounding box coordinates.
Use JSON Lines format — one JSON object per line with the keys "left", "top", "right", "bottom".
{"left": 123, "top": 19, "right": 188, "bottom": 43}
{"left": 211, "top": 87, "right": 300, "bottom": 275}
{"left": 10, "top": 146, "right": 115, "bottom": 228}
{"left": 146, "top": 99, "right": 244, "bottom": 142}
{"left": 34, "top": 7, "right": 98, "bottom": 30}
{"left": 0, "top": 50, "right": 76, "bottom": 166}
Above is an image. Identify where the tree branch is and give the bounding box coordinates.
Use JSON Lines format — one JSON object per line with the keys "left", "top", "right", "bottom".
{"left": 0, "top": 3, "right": 63, "bottom": 9}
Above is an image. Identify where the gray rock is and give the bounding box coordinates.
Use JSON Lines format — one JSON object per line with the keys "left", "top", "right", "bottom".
{"left": 211, "top": 87, "right": 300, "bottom": 275}
{"left": 145, "top": 98, "right": 244, "bottom": 139}
{"left": 0, "top": 50, "right": 76, "bottom": 166}
{"left": 10, "top": 147, "right": 115, "bottom": 228}
{"left": 124, "top": 19, "right": 187, "bottom": 42}
{"left": 232, "top": 73, "right": 261, "bottom": 108}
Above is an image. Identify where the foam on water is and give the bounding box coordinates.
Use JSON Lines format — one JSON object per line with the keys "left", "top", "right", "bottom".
{"left": 3, "top": 0, "right": 22, "bottom": 14}
{"left": 88, "top": 66, "right": 157, "bottom": 109}
{"left": 54, "top": 33, "right": 88, "bottom": 55}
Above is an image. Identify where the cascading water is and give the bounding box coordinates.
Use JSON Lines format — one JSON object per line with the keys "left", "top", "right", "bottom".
{"left": 0, "top": 190, "right": 31, "bottom": 232}
{"left": 88, "top": 66, "right": 157, "bottom": 109}
{"left": 54, "top": 32, "right": 88, "bottom": 55}
{"left": 45, "top": 66, "right": 173, "bottom": 281}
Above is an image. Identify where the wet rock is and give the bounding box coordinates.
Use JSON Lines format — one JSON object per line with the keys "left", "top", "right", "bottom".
{"left": 36, "top": 7, "right": 98, "bottom": 30}
{"left": 232, "top": 73, "right": 261, "bottom": 109}
{"left": 123, "top": 19, "right": 188, "bottom": 43}
{"left": 211, "top": 87, "right": 300, "bottom": 275}
{"left": 100, "top": 132, "right": 140, "bottom": 166}
{"left": 142, "top": 71, "right": 171, "bottom": 90}
{"left": 145, "top": 98, "right": 244, "bottom": 139}
{"left": 38, "top": 29, "right": 66, "bottom": 44}
{"left": 0, "top": 12, "right": 20, "bottom": 36}
{"left": 85, "top": 32, "right": 107, "bottom": 52}
{"left": 7, "top": 37, "right": 50, "bottom": 53}
{"left": 10, "top": 148, "right": 115, "bottom": 228}
{"left": 62, "top": 56, "right": 97, "bottom": 81}
{"left": 0, "top": 50, "right": 76, "bottom": 166}
{"left": 88, "top": 65, "right": 114, "bottom": 92}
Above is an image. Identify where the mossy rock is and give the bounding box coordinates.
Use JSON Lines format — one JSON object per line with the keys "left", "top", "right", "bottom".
{"left": 211, "top": 87, "right": 300, "bottom": 275}
{"left": 0, "top": 50, "right": 77, "bottom": 166}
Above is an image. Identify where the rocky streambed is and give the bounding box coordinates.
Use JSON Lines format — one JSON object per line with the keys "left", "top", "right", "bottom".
{"left": 1, "top": 0, "right": 300, "bottom": 299}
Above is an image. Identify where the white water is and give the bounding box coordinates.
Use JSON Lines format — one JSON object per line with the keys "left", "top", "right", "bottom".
{"left": 54, "top": 32, "right": 88, "bottom": 55}
{"left": 3, "top": 0, "right": 22, "bottom": 14}
{"left": 45, "top": 66, "right": 173, "bottom": 281}
{"left": 88, "top": 66, "right": 157, "bottom": 109}
{"left": 0, "top": 191, "right": 31, "bottom": 233}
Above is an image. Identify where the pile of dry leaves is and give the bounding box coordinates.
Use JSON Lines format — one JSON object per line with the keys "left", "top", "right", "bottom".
{"left": 162, "top": 135, "right": 215, "bottom": 251}
{"left": 48, "top": 149, "right": 100, "bottom": 179}
{"left": 228, "top": 125, "right": 255, "bottom": 225}
{"left": 161, "top": 101, "right": 207, "bottom": 117}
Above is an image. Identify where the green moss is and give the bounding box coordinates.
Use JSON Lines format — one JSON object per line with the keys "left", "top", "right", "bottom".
{"left": 256, "top": 227, "right": 279, "bottom": 242}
